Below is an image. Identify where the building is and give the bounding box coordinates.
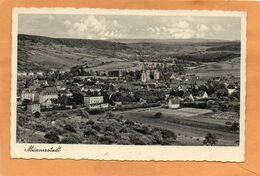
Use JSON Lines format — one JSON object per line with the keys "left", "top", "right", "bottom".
{"left": 154, "top": 70, "right": 160, "bottom": 80}
{"left": 168, "top": 98, "right": 181, "bottom": 109}
{"left": 36, "top": 71, "right": 44, "bottom": 76}
{"left": 84, "top": 96, "right": 108, "bottom": 110}
{"left": 39, "top": 87, "right": 58, "bottom": 104}
{"left": 141, "top": 63, "right": 151, "bottom": 83}
{"left": 228, "top": 88, "right": 236, "bottom": 95}
{"left": 27, "top": 102, "right": 41, "bottom": 113}
{"left": 183, "top": 92, "right": 194, "bottom": 102}
{"left": 28, "top": 72, "right": 34, "bottom": 76}
{"left": 21, "top": 89, "right": 39, "bottom": 102}
{"left": 196, "top": 90, "right": 209, "bottom": 100}
{"left": 17, "top": 72, "right": 27, "bottom": 76}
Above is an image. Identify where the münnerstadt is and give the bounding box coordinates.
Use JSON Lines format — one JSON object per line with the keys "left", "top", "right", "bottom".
{"left": 16, "top": 34, "right": 241, "bottom": 146}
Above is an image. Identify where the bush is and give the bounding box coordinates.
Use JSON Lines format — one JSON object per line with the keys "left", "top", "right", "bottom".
{"left": 88, "top": 109, "right": 105, "bottom": 115}
{"left": 225, "top": 121, "right": 232, "bottom": 126}
{"left": 86, "top": 120, "right": 95, "bottom": 126}
{"left": 119, "top": 127, "right": 127, "bottom": 133}
{"left": 129, "top": 133, "right": 153, "bottom": 145}
{"left": 92, "top": 124, "right": 101, "bottom": 131}
{"left": 44, "top": 131, "right": 60, "bottom": 143}
{"left": 133, "top": 125, "right": 151, "bottom": 135}
{"left": 52, "top": 110, "right": 58, "bottom": 115}
{"left": 203, "top": 133, "right": 218, "bottom": 146}
{"left": 124, "top": 119, "right": 134, "bottom": 126}
{"left": 63, "top": 124, "right": 77, "bottom": 133}
{"left": 60, "top": 133, "right": 81, "bottom": 144}
{"left": 154, "top": 112, "right": 162, "bottom": 118}
{"left": 17, "top": 114, "right": 29, "bottom": 126}
{"left": 231, "top": 122, "right": 239, "bottom": 131}
{"left": 34, "top": 124, "right": 46, "bottom": 132}
{"left": 34, "top": 111, "right": 41, "bottom": 118}
{"left": 106, "top": 112, "right": 115, "bottom": 118}
{"left": 98, "top": 135, "right": 115, "bottom": 144}
{"left": 104, "top": 126, "right": 116, "bottom": 132}
{"left": 84, "top": 129, "right": 97, "bottom": 136}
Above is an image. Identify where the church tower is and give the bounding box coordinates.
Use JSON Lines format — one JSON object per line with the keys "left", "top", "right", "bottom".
{"left": 141, "top": 63, "right": 147, "bottom": 83}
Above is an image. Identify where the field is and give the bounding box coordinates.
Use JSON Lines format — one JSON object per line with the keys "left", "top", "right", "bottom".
{"left": 188, "top": 57, "right": 240, "bottom": 78}
{"left": 114, "top": 107, "right": 239, "bottom": 146}
{"left": 85, "top": 61, "right": 142, "bottom": 72}
{"left": 18, "top": 34, "right": 241, "bottom": 72}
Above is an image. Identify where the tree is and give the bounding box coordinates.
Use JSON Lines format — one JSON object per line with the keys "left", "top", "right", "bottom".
{"left": 231, "top": 122, "right": 239, "bottom": 131}
{"left": 34, "top": 111, "right": 41, "bottom": 118}
{"left": 203, "top": 133, "right": 218, "bottom": 146}
{"left": 44, "top": 131, "right": 59, "bottom": 143}
{"left": 154, "top": 112, "right": 162, "bottom": 118}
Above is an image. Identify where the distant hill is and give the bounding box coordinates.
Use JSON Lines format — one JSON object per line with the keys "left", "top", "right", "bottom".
{"left": 17, "top": 34, "right": 241, "bottom": 72}
{"left": 109, "top": 38, "right": 231, "bottom": 44}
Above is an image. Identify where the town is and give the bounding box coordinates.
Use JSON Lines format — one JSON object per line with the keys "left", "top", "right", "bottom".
{"left": 17, "top": 58, "right": 240, "bottom": 145}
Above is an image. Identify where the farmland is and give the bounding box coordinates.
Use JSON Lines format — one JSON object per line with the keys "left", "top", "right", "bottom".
{"left": 113, "top": 107, "right": 239, "bottom": 146}
{"left": 187, "top": 57, "right": 240, "bottom": 78}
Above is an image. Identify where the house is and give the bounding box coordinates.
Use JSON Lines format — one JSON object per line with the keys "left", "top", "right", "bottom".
{"left": 36, "top": 71, "right": 44, "bottom": 76}
{"left": 153, "top": 70, "right": 160, "bottom": 80}
{"left": 183, "top": 92, "right": 194, "bottom": 102}
{"left": 34, "top": 79, "right": 48, "bottom": 86}
{"left": 228, "top": 88, "right": 236, "bottom": 96}
{"left": 170, "top": 73, "right": 176, "bottom": 80}
{"left": 45, "top": 99, "right": 53, "bottom": 109}
{"left": 168, "top": 97, "right": 181, "bottom": 109}
{"left": 39, "top": 87, "right": 58, "bottom": 104}
{"left": 17, "top": 72, "right": 27, "bottom": 76}
{"left": 196, "top": 90, "right": 209, "bottom": 100}
{"left": 27, "top": 102, "right": 41, "bottom": 113}
{"left": 114, "top": 101, "right": 123, "bottom": 106}
{"left": 28, "top": 72, "right": 34, "bottom": 76}
{"left": 84, "top": 96, "right": 108, "bottom": 110}
{"left": 21, "top": 89, "right": 39, "bottom": 102}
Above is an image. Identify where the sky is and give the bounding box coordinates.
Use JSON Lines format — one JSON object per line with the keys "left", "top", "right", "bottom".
{"left": 18, "top": 14, "right": 241, "bottom": 40}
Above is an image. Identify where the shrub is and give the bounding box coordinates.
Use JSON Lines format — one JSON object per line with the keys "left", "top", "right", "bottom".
{"left": 119, "top": 127, "right": 127, "bottom": 133}
{"left": 92, "top": 124, "right": 101, "bottom": 131}
{"left": 44, "top": 131, "right": 59, "bottom": 143}
{"left": 17, "top": 114, "right": 29, "bottom": 126}
{"left": 98, "top": 135, "right": 114, "bottom": 144}
{"left": 106, "top": 112, "right": 115, "bottom": 118}
{"left": 203, "top": 133, "right": 218, "bottom": 146}
{"left": 104, "top": 126, "right": 116, "bottom": 132}
{"left": 52, "top": 110, "right": 58, "bottom": 115}
{"left": 133, "top": 125, "right": 150, "bottom": 135}
{"left": 231, "top": 122, "right": 239, "bottom": 131}
{"left": 84, "top": 128, "right": 97, "bottom": 137}
{"left": 34, "top": 111, "right": 41, "bottom": 118}
{"left": 34, "top": 124, "right": 46, "bottom": 132}
{"left": 88, "top": 109, "right": 105, "bottom": 115}
{"left": 154, "top": 112, "right": 162, "bottom": 118}
{"left": 63, "top": 124, "right": 77, "bottom": 133}
{"left": 86, "top": 120, "right": 95, "bottom": 126}
{"left": 60, "top": 133, "right": 81, "bottom": 144}
{"left": 124, "top": 119, "right": 134, "bottom": 126}
{"left": 225, "top": 121, "right": 232, "bottom": 126}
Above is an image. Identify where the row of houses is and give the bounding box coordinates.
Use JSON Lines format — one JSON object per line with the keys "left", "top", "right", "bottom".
{"left": 20, "top": 86, "right": 108, "bottom": 113}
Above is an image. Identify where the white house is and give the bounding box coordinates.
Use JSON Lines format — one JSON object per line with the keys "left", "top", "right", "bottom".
{"left": 39, "top": 87, "right": 58, "bottom": 105}
{"left": 196, "top": 90, "right": 209, "bottom": 100}
{"left": 84, "top": 96, "right": 107, "bottom": 110}
{"left": 21, "top": 89, "right": 39, "bottom": 102}
{"left": 27, "top": 103, "right": 41, "bottom": 113}
{"left": 168, "top": 97, "right": 181, "bottom": 109}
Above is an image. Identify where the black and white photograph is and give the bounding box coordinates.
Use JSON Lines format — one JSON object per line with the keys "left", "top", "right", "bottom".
{"left": 11, "top": 8, "right": 246, "bottom": 161}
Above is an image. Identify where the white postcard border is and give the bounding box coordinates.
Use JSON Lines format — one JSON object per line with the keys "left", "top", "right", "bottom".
{"left": 11, "top": 8, "right": 247, "bottom": 161}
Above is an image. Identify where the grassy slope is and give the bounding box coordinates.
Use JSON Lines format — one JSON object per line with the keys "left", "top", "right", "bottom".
{"left": 17, "top": 34, "right": 241, "bottom": 72}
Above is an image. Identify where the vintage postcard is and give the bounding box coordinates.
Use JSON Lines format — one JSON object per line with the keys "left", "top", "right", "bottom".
{"left": 11, "top": 8, "right": 246, "bottom": 161}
